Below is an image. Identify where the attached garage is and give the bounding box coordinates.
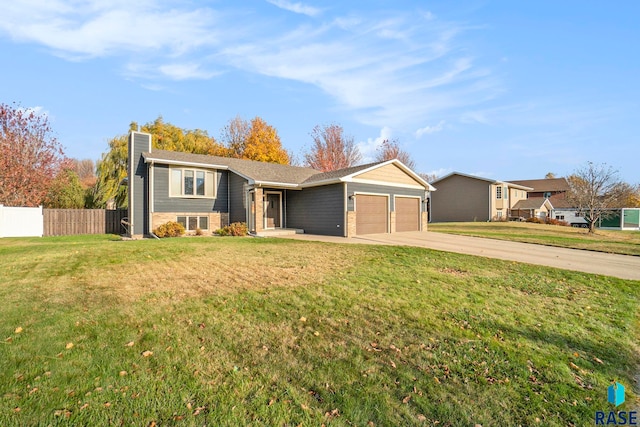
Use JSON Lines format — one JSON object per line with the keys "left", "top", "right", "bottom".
{"left": 355, "top": 194, "right": 388, "bottom": 235}
{"left": 395, "top": 196, "right": 421, "bottom": 232}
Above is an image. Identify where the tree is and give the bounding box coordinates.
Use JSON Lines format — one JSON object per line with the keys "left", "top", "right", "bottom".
{"left": 243, "top": 117, "right": 289, "bottom": 164}
{"left": 44, "top": 168, "right": 85, "bottom": 208}
{"left": 70, "top": 158, "right": 97, "bottom": 188}
{"left": 93, "top": 118, "right": 226, "bottom": 208}
{"left": 304, "top": 124, "right": 362, "bottom": 172}
{"left": 220, "top": 116, "right": 289, "bottom": 164}
{"left": 566, "top": 162, "right": 626, "bottom": 233}
{"left": 545, "top": 172, "right": 556, "bottom": 179}
{"left": 375, "top": 139, "right": 416, "bottom": 170}
{"left": 221, "top": 115, "right": 250, "bottom": 158}
{"left": 418, "top": 172, "right": 438, "bottom": 183}
{"left": 0, "top": 103, "right": 66, "bottom": 206}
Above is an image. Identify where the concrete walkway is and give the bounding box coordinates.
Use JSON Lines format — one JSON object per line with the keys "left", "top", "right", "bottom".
{"left": 278, "top": 231, "right": 640, "bottom": 281}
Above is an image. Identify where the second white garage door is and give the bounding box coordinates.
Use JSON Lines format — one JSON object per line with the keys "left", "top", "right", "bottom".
{"left": 356, "top": 195, "right": 388, "bottom": 235}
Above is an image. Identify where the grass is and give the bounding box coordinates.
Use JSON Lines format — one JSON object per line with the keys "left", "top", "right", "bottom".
{"left": 0, "top": 234, "right": 638, "bottom": 426}
{"left": 429, "top": 221, "right": 640, "bottom": 256}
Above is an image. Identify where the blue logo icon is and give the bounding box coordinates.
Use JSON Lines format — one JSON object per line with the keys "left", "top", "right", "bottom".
{"left": 608, "top": 382, "right": 625, "bottom": 407}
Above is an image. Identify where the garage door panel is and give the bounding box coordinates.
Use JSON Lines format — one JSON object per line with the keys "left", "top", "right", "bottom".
{"left": 356, "top": 195, "right": 387, "bottom": 235}
{"left": 396, "top": 197, "right": 420, "bottom": 232}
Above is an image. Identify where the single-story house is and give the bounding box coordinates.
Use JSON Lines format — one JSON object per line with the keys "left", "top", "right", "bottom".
{"left": 127, "top": 131, "right": 435, "bottom": 238}
{"left": 429, "top": 172, "right": 532, "bottom": 222}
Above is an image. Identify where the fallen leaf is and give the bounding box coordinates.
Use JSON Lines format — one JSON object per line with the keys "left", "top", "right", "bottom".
{"left": 313, "top": 331, "right": 320, "bottom": 336}
{"left": 15, "top": 327, "right": 23, "bottom": 334}
{"left": 119, "top": 371, "right": 127, "bottom": 377}
{"left": 593, "top": 357, "right": 604, "bottom": 364}
{"left": 299, "top": 316, "right": 307, "bottom": 322}
{"left": 103, "top": 402, "right": 111, "bottom": 408}
{"left": 434, "top": 377, "right": 440, "bottom": 384}
{"left": 79, "top": 403, "right": 89, "bottom": 410}
{"left": 65, "top": 343, "right": 74, "bottom": 349}
{"left": 417, "top": 414, "right": 426, "bottom": 421}
{"left": 389, "top": 360, "right": 397, "bottom": 369}
{"left": 13, "top": 407, "right": 20, "bottom": 412}
{"left": 141, "top": 350, "right": 153, "bottom": 357}
{"left": 402, "top": 395, "right": 412, "bottom": 404}
{"left": 125, "top": 341, "right": 135, "bottom": 347}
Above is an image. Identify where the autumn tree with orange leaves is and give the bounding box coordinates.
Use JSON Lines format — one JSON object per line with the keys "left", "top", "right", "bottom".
{"left": 304, "top": 124, "right": 362, "bottom": 172}
{"left": 0, "top": 103, "right": 67, "bottom": 206}
{"left": 221, "top": 116, "right": 289, "bottom": 164}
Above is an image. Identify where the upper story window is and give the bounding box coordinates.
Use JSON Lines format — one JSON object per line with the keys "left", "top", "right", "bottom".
{"left": 496, "top": 186, "right": 502, "bottom": 199}
{"left": 543, "top": 191, "right": 552, "bottom": 199}
{"left": 170, "top": 167, "right": 216, "bottom": 198}
{"left": 504, "top": 187, "right": 508, "bottom": 200}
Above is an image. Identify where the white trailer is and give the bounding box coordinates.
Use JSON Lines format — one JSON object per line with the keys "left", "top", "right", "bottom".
{"left": 552, "top": 209, "right": 588, "bottom": 228}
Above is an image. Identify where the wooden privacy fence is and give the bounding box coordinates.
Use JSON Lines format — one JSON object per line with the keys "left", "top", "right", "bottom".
{"left": 43, "top": 209, "right": 128, "bottom": 236}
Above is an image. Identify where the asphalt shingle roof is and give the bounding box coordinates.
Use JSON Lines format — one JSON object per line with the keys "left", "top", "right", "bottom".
{"left": 143, "top": 150, "right": 320, "bottom": 184}
{"left": 509, "top": 178, "right": 570, "bottom": 193}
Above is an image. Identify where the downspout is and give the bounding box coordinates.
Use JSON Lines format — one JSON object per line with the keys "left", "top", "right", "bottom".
{"left": 488, "top": 185, "right": 491, "bottom": 222}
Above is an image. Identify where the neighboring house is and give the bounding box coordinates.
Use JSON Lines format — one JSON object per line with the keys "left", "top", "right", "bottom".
{"left": 509, "top": 178, "right": 573, "bottom": 212}
{"left": 429, "top": 172, "right": 532, "bottom": 222}
{"left": 510, "top": 198, "right": 554, "bottom": 221}
{"left": 127, "top": 132, "right": 435, "bottom": 238}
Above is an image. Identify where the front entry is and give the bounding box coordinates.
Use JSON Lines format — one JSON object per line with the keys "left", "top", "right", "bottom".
{"left": 264, "top": 192, "right": 281, "bottom": 229}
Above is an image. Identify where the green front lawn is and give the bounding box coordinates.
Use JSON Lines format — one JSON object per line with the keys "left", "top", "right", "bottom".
{"left": 429, "top": 221, "right": 640, "bottom": 256}
{"left": 0, "top": 235, "right": 638, "bottom": 426}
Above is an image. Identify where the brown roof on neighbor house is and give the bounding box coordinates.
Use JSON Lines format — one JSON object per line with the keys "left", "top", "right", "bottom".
{"left": 509, "top": 178, "right": 570, "bottom": 193}
{"left": 547, "top": 193, "right": 573, "bottom": 209}
{"left": 512, "top": 197, "right": 553, "bottom": 210}
{"left": 143, "top": 149, "right": 320, "bottom": 185}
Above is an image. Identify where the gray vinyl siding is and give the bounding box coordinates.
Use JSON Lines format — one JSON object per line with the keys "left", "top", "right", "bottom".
{"left": 430, "top": 175, "right": 489, "bottom": 222}
{"left": 229, "top": 172, "right": 248, "bottom": 223}
{"left": 152, "top": 164, "right": 228, "bottom": 213}
{"left": 346, "top": 183, "right": 426, "bottom": 211}
{"left": 286, "top": 184, "right": 344, "bottom": 236}
{"left": 130, "top": 133, "right": 150, "bottom": 236}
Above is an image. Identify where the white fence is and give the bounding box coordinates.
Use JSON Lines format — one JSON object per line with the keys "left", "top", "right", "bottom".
{"left": 0, "top": 205, "right": 44, "bottom": 238}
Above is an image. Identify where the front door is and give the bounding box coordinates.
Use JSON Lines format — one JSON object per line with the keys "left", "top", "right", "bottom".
{"left": 264, "top": 192, "right": 281, "bottom": 229}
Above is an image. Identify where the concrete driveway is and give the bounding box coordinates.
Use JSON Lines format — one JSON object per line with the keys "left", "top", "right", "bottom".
{"left": 280, "top": 231, "right": 640, "bottom": 281}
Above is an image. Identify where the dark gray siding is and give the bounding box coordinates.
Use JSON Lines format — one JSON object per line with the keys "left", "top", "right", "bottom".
{"left": 152, "top": 164, "right": 228, "bottom": 213}
{"left": 286, "top": 184, "right": 345, "bottom": 236}
{"left": 346, "top": 183, "right": 426, "bottom": 212}
{"left": 129, "top": 132, "right": 150, "bottom": 235}
{"left": 229, "top": 172, "right": 248, "bottom": 223}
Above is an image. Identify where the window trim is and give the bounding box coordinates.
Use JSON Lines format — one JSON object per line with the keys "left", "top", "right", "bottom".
{"left": 169, "top": 166, "right": 216, "bottom": 199}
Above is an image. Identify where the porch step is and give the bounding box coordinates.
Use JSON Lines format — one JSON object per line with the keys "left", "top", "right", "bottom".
{"left": 255, "top": 228, "right": 304, "bottom": 237}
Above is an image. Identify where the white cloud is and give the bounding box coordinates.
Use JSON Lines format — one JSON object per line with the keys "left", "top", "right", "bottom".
{"left": 0, "top": 1, "right": 501, "bottom": 134}
{"left": 158, "top": 63, "right": 222, "bottom": 81}
{"left": 415, "top": 120, "right": 445, "bottom": 138}
{"left": 357, "top": 127, "right": 393, "bottom": 163}
{"left": 0, "top": 0, "right": 219, "bottom": 58}
{"left": 266, "top": 0, "right": 322, "bottom": 17}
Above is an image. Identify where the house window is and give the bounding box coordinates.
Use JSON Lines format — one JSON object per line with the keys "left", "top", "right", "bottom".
{"left": 170, "top": 167, "right": 216, "bottom": 198}
{"left": 177, "top": 215, "right": 209, "bottom": 231}
{"left": 497, "top": 211, "right": 503, "bottom": 218}
{"left": 496, "top": 186, "right": 502, "bottom": 199}
{"left": 543, "top": 191, "right": 552, "bottom": 199}
{"left": 557, "top": 215, "right": 565, "bottom": 220}
{"left": 504, "top": 187, "right": 508, "bottom": 200}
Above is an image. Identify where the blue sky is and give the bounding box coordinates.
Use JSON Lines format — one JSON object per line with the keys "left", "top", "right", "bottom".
{"left": 1, "top": 0, "right": 639, "bottom": 183}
